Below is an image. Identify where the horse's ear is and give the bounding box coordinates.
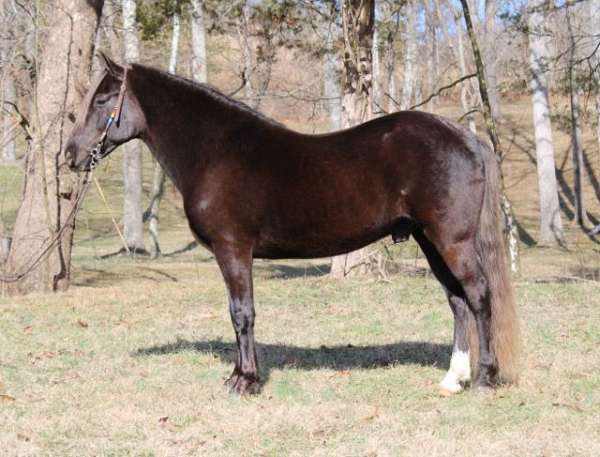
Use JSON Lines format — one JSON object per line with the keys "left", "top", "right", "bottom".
{"left": 98, "top": 51, "right": 125, "bottom": 79}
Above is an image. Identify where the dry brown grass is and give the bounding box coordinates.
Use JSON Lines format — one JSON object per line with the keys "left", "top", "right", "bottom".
{"left": 1, "top": 247, "right": 600, "bottom": 456}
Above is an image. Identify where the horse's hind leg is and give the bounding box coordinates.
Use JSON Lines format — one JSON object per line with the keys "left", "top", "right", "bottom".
{"left": 213, "top": 241, "right": 260, "bottom": 395}
{"left": 435, "top": 240, "right": 495, "bottom": 388}
{"left": 413, "top": 230, "right": 472, "bottom": 394}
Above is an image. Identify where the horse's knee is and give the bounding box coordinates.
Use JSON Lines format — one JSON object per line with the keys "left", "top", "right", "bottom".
{"left": 229, "top": 298, "right": 255, "bottom": 333}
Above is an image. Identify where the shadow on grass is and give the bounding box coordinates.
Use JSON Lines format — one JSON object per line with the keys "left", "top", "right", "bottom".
{"left": 73, "top": 266, "right": 178, "bottom": 287}
{"left": 134, "top": 338, "right": 452, "bottom": 386}
{"left": 254, "top": 262, "right": 331, "bottom": 279}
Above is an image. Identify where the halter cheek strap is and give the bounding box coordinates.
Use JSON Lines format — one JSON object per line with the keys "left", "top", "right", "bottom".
{"left": 89, "top": 67, "right": 128, "bottom": 170}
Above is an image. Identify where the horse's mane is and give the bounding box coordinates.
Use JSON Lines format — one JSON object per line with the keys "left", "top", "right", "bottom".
{"left": 133, "top": 64, "right": 286, "bottom": 129}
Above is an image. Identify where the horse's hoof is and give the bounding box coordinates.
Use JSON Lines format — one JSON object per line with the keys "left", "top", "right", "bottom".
{"left": 225, "top": 372, "right": 260, "bottom": 395}
{"left": 440, "top": 379, "right": 464, "bottom": 397}
{"left": 473, "top": 377, "right": 495, "bottom": 394}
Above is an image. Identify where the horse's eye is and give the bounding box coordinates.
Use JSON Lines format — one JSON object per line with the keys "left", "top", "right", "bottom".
{"left": 94, "top": 96, "right": 110, "bottom": 107}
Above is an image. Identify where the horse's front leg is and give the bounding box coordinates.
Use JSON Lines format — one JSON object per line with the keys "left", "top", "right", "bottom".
{"left": 214, "top": 242, "right": 260, "bottom": 395}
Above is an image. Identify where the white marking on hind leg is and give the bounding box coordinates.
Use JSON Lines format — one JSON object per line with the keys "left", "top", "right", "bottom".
{"left": 440, "top": 350, "right": 471, "bottom": 394}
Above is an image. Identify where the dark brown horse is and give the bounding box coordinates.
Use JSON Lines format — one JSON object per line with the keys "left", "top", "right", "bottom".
{"left": 66, "top": 54, "right": 521, "bottom": 395}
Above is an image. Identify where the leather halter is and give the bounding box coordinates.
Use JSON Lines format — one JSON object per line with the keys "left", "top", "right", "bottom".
{"left": 89, "top": 67, "right": 128, "bottom": 170}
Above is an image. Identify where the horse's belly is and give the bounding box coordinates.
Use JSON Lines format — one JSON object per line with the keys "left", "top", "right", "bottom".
{"left": 253, "top": 221, "right": 394, "bottom": 259}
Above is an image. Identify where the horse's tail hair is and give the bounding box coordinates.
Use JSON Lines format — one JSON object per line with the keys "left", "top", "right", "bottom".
{"left": 471, "top": 140, "right": 522, "bottom": 384}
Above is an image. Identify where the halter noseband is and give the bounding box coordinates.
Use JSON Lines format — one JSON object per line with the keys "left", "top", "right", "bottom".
{"left": 89, "top": 68, "right": 128, "bottom": 170}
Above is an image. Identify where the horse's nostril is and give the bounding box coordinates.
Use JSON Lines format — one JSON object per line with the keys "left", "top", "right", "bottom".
{"left": 65, "top": 146, "right": 77, "bottom": 169}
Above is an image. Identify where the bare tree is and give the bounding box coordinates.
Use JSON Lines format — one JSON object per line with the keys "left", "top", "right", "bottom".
{"left": 121, "top": 0, "right": 146, "bottom": 254}
{"left": 1, "top": 0, "right": 17, "bottom": 164}
{"left": 330, "top": 0, "right": 374, "bottom": 278}
{"left": 146, "top": 1, "right": 181, "bottom": 257}
{"left": 0, "top": 217, "right": 8, "bottom": 263}
{"left": 460, "top": 0, "right": 519, "bottom": 272}
{"left": 3, "top": 0, "right": 103, "bottom": 294}
{"left": 527, "top": 0, "right": 564, "bottom": 245}
{"left": 434, "top": 0, "right": 477, "bottom": 133}
{"left": 400, "top": 0, "right": 416, "bottom": 110}
{"left": 589, "top": 0, "right": 600, "bottom": 167}
{"left": 372, "top": 2, "right": 381, "bottom": 112}
{"left": 191, "top": 0, "right": 208, "bottom": 83}
{"left": 324, "top": 21, "right": 341, "bottom": 130}
{"left": 483, "top": 0, "right": 500, "bottom": 118}
{"left": 425, "top": 0, "right": 439, "bottom": 112}
{"left": 567, "top": 4, "right": 590, "bottom": 229}
{"left": 237, "top": 1, "right": 254, "bottom": 105}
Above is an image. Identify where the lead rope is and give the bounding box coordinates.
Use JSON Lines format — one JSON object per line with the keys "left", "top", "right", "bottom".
{"left": 0, "top": 172, "right": 92, "bottom": 283}
{"left": 0, "top": 68, "right": 130, "bottom": 284}
{"left": 92, "top": 176, "right": 130, "bottom": 255}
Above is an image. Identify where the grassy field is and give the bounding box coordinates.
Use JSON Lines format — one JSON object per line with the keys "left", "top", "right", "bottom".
{"left": 1, "top": 97, "right": 600, "bottom": 455}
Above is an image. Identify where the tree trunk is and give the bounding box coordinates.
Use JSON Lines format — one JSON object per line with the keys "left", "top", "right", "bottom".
{"left": 460, "top": 0, "right": 519, "bottom": 273}
{"left": 400, "top": 0, "right": 416, "bottom": 110}
{"left": 190, "top": 0, "right": 207, "bottom": 83}
{"left": 372, "top": 7, "right": 381, "bottom": 113}
{"left": 566, "top": 4, "right": 590, "bottom": 229}
{"left": 330, "top": 0, "right": 374, "bottom": 278}
{"left": 590, "top": 0, "right": 600, "bottom": 168}
{"left": 324, "top": 25, "right": 341, "bottom": 130}
{"left": 3, "top": 0, "right": 103, "bottom": 295}
{"left": 1, "top": 75, "right": 17, "bottom": 164}
{"left": 456, "top": 13, "right": 477, "bottom": 134}
{"left": 1, "top": 1, "right": 17, "bottom": 165}
{"left": 570, "top": 87, "right": 589, "bottom": 228}
{"left": 483, "top": 0, "right": 500, "bottom": 118}
{"left": 426, "top": 0, "right": 438, "bottom": 113}
{"left": 438, "top": 0, "right": 477, "bottom": 133}
{"left": 527, "top": 0, "right": 563, "bottom": 246}
{"left": 238, "top": 1, "right": 257, "bottom": 109}
{"left": 385, "top": 11, "right": 399, "bottom": 113}
{"left": 147, "top": 4, "right": 181, "bottom": 257}
{"left": 0, "top": 218, "right": 10, "bottom": 264}
{"left": 121, "top": 0, "right": 145, "bottom": 254}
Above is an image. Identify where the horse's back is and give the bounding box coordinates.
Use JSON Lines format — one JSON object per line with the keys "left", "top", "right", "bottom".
{"left": 186, "top": 110, "right": 487, "bottom": 259}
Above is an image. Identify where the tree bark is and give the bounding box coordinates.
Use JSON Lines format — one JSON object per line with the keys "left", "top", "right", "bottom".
{"left": 330, "top": 0, "right": 374, "bottom": 278}
{"left": 483, "top": 0, "right": 501, "bottom": 118}
{"left": 147, "top": 4, "right": 181, "bottom": 257}
{"left": 0, "top": 218, "right": 9, "bottom": 264}
{"left": 1, "top": 0, "right": 17, "bottom": 164}
{"left": 190, "top": 0, "right": 208, "bottom": 84}
{"left": 570, "top": 87, "right": 589, "bottom": 228}
{"left": 566, "top": 4, "right": 590, "bottom": 229}
{"left": 400, "top": 0, "right": 416, "bottom": 110}
{"left": 590, "top": 0, "right": 600, "bottom": 168}
{"left": 385, "top": 10, "right": 399, "bottom": 113}
{"left": 324, "top": 24, "right": 341, "bottom": 130}
{"left": 372, "top": 5, "right": 381, "bottom": 113}
{"left": 426, "top": 0, "right": 438, "bottom": 113}
{"left": 460, "top": 0, "right": 520, "bottom": 273}
{"left": 121, "top": 0, "right": 145, "bottom": 254}
{"left": 3, "top": 0, "right": 103, "bottom": 295}
{"left": 437, "top": 0, "right": 477, "bottom": 133}
{"left": 1, "top": 73, "right": 17, "bottom": 164}
{"left": 455, "top": 8, "right": 477, "bottom": 133}
{"left": 527, "top": 0, "right": 563, "bottom": 245}
{"left": 237, "top": 1, "right": 257, "bottom": 108}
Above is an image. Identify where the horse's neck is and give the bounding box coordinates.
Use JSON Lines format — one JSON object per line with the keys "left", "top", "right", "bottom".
{"left": 131, "top": 69, "right": 262, "bottom": 191}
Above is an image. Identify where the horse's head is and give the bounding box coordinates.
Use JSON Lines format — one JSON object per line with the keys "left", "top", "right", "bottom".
{"left": 66, "top": 53, "right": 145, "bottom": 171}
